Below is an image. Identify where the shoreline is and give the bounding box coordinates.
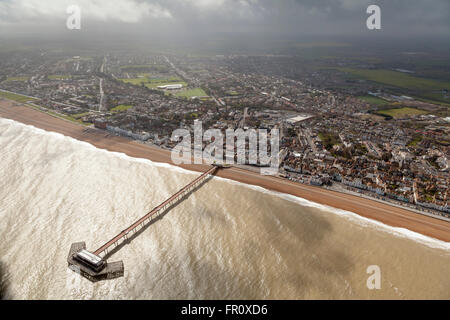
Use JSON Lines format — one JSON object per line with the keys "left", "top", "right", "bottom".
{"left": 1, "top": 100, "right": 450, "bottom": 242}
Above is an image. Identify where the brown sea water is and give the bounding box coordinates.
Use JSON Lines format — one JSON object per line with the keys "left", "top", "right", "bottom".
{"left": 0, "top": 118, "right": 449, "bottom": 299}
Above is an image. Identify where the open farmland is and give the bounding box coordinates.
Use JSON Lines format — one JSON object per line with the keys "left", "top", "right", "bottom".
{"left": 335, "top": 68, "right": 450, "bottom": 91}
{"left": 326, "top": 67, "right": 450, "bottom": 106}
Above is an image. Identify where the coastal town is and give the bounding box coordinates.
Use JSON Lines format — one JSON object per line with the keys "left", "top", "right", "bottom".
{"left": 0, "top": 52, "right": 448, "bottom": 219}
{"left": 3, "top": 0, "right": 450, "bottom": 303}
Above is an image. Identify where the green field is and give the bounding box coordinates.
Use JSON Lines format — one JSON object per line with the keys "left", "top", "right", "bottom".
{"left": 407, "top": 135, "right": 423, "bottom": 147}
{"left": 71, "top": 112, "right": 91, "bottom": 119}
{"left": 414, "top": 93, "right": 450, "bottom": 107}
{"left": 3, "top": 76, "right": 29, "bottom": 82}
{"left": 0, "top": 90, "right": 37, "bottom": 103}
{"left": 358, "top": 95, "right": 388, "bottom": 106}
{"left": 111, "top": 105, "right": 133, "bottom": 112}
{"left": 48, "top": 75, "right": 71, "bottom": 80}
{"left": 334, "top": 68, "right": 450, "bottom": 91}
{"left": 376, "top": 107, "right": 428, "bottom": 118}
{"left": 174, "top": 88, "right": 208, "bottom": 98}
{"left": 146, "top": 76, "right": 184, "bottom": 83}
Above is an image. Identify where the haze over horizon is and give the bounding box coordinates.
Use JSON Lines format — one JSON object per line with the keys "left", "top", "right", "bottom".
{"left": 0, "top": 0, "right": 449, "bottom": 41}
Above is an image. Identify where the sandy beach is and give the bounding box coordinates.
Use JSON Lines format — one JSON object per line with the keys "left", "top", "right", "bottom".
{"left": 1, "top": 100, "right": 449, "bottom": 242}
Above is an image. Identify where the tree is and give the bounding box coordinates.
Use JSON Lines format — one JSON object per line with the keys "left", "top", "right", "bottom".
{"left": 382, "top": 152, "right": 392, "bottom": 162}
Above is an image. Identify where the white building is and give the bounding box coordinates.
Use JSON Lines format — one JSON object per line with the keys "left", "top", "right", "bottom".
{"left": 286, "top": 114, "right": 313, "bottom": 124}
{"left": 157, "top": 84, "right": 184, "bottom": 90}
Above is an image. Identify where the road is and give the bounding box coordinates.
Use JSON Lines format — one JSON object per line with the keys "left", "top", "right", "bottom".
{"left": 98, "top": 77, "right": 105, "bottom": 112}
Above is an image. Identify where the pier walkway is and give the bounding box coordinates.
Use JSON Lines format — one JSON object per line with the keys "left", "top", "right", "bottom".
{"left": 93, "top": 165, "right": 218, "bottom": 258}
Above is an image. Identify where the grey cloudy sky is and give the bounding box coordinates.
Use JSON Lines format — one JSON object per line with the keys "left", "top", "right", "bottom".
{"left": 0, "top": 0, "right": 448, "bottom": 37}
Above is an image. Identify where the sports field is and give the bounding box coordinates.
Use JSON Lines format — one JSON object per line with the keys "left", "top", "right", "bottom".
{"left": 376, "top": 107, "right": 428, "bottom": 118}
{"left": 48, "top": 75, "right": 71, "bottom": 80}
{"left": 174, "top": 88, "right": 208, "bottom": 98}
{"left": 358, "top": 95, "right": 388, "bottom": 106}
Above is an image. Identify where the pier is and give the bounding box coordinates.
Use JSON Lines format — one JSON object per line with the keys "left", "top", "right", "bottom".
{"left": 68, "top": 165, "right": 225, "bottom": 282}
